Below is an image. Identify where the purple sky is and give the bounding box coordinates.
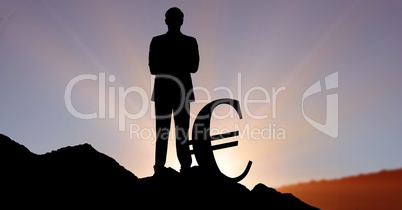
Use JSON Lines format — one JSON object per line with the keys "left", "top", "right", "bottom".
{"left": 1, "top": 0, "right": 402, "bottom": 189}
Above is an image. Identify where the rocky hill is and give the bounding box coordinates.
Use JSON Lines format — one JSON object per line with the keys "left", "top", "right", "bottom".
{"left": 0, "top": 133, "right": 319, "bottom": 209}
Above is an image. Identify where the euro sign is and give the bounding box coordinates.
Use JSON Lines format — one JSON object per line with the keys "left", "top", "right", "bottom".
{"left": 190, "top": 98, "right": 252, "bottom": 182}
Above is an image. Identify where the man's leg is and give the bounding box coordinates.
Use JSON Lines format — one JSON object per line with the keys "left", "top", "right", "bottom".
{"left": 154, "top": 101, "right": 172, "bottom": 173}
{"left": 173, "top": 101, "right": 192, "bottom": 172}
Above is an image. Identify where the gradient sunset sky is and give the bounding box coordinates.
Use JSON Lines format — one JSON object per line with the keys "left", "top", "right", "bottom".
{"left": 1, "top": 0, "right": 402, "bottom": 189}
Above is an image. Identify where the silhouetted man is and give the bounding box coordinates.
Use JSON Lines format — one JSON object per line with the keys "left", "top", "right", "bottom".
{"left": 148, "top": 7, "right": 199, "bottom": 175}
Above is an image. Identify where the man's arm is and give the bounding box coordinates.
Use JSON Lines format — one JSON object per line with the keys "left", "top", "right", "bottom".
{"left": 188, "top": 37, "right": 200, "bottom": 74}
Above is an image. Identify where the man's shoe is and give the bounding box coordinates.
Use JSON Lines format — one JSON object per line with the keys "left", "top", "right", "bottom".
{"left": 180, "top": 166, "right": 192, "bottom": 175}
{"left": 153, "top": 165, "right": 168, "bottom": 177}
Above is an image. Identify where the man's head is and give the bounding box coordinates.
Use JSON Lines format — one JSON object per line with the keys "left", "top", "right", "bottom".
{"left": 165, "top": 7, "right": 184, "bottom": 31}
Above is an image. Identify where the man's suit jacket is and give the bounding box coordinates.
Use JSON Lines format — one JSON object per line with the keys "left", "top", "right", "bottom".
{"left": 148, "top": 32, "right": 199, "bottom": 105}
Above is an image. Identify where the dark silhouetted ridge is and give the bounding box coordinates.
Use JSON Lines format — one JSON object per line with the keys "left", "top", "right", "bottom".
{"left": 0, "top": 133, "right": 319, "bottom": 209}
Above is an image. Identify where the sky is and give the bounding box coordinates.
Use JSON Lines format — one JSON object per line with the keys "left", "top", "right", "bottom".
{"left": 1, "top": 0, "right": 402, "bottom": 190}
